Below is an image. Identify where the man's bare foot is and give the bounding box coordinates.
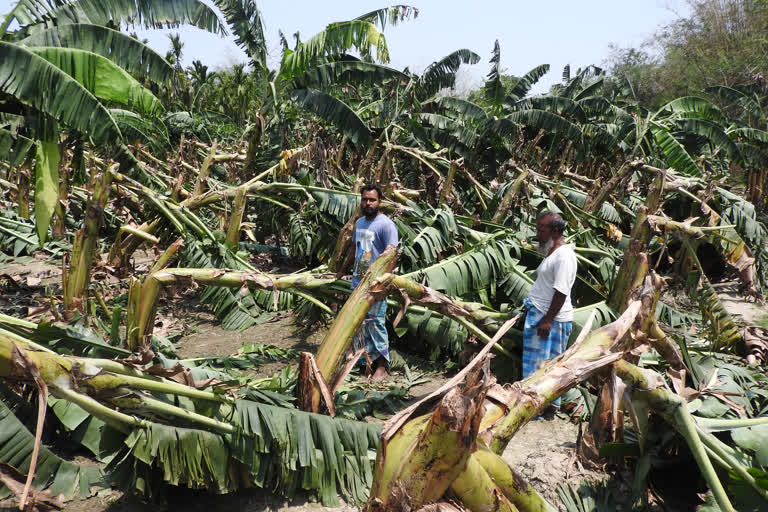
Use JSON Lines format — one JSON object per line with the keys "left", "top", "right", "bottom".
{"left": 370, "top": 364, "right": 388, "bottom": 383}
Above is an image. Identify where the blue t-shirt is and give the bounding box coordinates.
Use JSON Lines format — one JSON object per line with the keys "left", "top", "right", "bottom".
{"left": 351, "top": 213, "right": 399, "bottom": 288}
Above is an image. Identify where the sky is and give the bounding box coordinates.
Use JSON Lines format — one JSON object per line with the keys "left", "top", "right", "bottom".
{"left": 2, "top": 0, "right": 690, "bottom": 94}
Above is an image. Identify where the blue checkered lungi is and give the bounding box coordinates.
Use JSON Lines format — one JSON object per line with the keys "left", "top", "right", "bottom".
{"left": 522, "top": 297, "right": 572, "bottom": 406}
{"left": 353, "top": 300, "right": 389, "bottom": 367}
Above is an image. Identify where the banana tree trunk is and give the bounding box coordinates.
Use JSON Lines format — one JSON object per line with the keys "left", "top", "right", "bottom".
{"left": 487, "top": 273, "right": 662, "bottom": 454}
{"left": 608, "top": 173, "right": 664, "bottom": 311}
{"left": 491, "top": 170, "right": 529, "bottom": 224}
{"left": 327, "top": 207, "right": 360, "bottom": 273}
{"left": 307, "top": 248, "right": 397, "bottom": 412}
{"left": 454, "top": 445, "right": 556, "bottom": 512}
{"left": 62, "top": 166, "right": 114, "bottom": 315}
{"left": 438, "top": 161, "right": 457, "bottom": 205}
{"left": 17, "top": 163, "right": 31, "bottom": 218}
{"left": 580, "top": 255, "right": 661, "bottom": 465}
{"left": 445, "top": 448, "right": 519, "bottom": 512}
{"left": 225, "top": 186, "right": 247, "bottom": 249}
{"left": 366, "top": 358, "right": 494, "bottom": 512}
{"left": 583, "top": 161, "right": 636, "bottom": 214}
{"left": 193, "top": 141, "right": 218, "bottom": 196}
{"left": 52, "top": 146, "right": 68, "bottom": 240}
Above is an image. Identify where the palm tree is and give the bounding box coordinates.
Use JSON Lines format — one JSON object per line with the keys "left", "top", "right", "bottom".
{"left": 167, "top": 32, "right": 185, "bottom": 70}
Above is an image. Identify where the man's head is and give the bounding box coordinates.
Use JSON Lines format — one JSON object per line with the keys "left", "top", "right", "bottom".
{"left": 360, "top": 184, "right": 383, "bottom": 219}
{"left": 535, "top": 211, "right": 566, "bottom": 246}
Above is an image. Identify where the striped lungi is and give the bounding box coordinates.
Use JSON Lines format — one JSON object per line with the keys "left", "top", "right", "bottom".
{"left": 353, "top": 300, "right": 390, "bottom": 368}
{"left": 521, "top": 297, "right": 572, "bottom": 406}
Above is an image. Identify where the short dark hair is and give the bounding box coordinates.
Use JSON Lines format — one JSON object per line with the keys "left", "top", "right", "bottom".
{"left": 361, "top": 183, "right": 383, "bottom": 200}
{"left": 538, "top": 211, "right": 566, "bottom": 234}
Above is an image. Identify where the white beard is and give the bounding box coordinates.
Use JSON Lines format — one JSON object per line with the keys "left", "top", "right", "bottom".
{"left": 537, "top": 238, "right": 553, "bottom": 256}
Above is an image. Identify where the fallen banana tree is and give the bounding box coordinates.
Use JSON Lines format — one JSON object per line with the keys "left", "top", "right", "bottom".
{"left": 0, "top": 327, "right": 382, "bottom": 506}
{"left": 123, "top": 246, "right": 520, "bottom": 410}
{"left": 366, "top": 274, "right": 659, "bottom": 512}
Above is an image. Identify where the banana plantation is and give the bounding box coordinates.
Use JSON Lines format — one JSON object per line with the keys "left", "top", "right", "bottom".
{"left": 2, "top": 1, "right": 768, "bottom": 511}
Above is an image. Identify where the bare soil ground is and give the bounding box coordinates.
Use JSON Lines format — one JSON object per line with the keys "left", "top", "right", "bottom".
{"left": 713, "top": 282, "right": 767, "bottom": 325}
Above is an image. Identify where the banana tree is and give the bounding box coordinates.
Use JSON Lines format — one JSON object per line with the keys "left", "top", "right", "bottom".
{"left": 0, "top": 0, "right": 226, "bottom": 245}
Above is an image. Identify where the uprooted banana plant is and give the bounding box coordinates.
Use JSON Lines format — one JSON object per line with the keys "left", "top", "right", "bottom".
{"left": 0, "top": 327, "right": 382, "bottom": 506}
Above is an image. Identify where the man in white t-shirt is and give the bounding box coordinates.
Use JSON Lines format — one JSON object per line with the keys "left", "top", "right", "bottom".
{"left": 522, "top": 211, "right": 577, "bottom": 409}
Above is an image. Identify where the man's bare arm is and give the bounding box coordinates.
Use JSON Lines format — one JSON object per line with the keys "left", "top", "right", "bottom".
{"left": 335, "top": 245, "right": 355, "bottom": 279}
{"left": 537, "top": 290, "right": 566, "bottom": 338}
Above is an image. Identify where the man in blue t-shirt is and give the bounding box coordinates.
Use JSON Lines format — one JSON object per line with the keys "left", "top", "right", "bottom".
{"left": 335, "top": 184, "right": 398, "bottom": 381}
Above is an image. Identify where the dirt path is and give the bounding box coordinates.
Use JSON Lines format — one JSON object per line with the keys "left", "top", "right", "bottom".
{"left": 713, "top": 282, "right": 768, "bottom": 325}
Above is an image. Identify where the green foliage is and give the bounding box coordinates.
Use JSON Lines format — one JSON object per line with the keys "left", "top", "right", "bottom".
{"left": 32, "top": 139, "right": 59, "bottom": 246}
{"left": 0, "top": 398, "right": 103, "bottom": 500}
{"left": 604, "top": 1, "right": 768, "bottom": 110}
{"left": 290, "top": 89, "right": 371, "bottom": 146}
{"left": 181, "top": 238, "right": 292, "bottom": 330}
{"left": 418, "top": 49, "right": 480, "bottom": 99}
{"left": 0, "top": 129, "right": 34, "bottom": 166}
{"left": 19, "top": 24, "right": 174, "bottom": 85}
{"left": 213, "top": 0, "right": 266, "bottom": 69}
{"left": 38, "top": 0, "right": 227, "bottom": 35}
{"left": 335, "top": 386, "right": 409, "bottom": 421}
{"left": 557, "top": 481, "right": 613, "bottom": 512}
{"left": 402, "top": 237, "right": 520, "bottom": 297}
{"left": 0, "top": 41, "right": 121, "bottom": 143}
{"left": 26, "top": 46, "right": 164, "bottom": 115}
{"left": 280, "top": 20, "right": 389, "bottom": 80}
{"left": 228, "top": 399, "right": 380, "bottom": 504}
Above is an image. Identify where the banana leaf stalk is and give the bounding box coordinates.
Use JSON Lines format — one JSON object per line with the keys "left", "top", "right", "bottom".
{"left": 615, "top": 360, "right": 737, "bottom": 512}
{"left": 696, "top": 427, "right": 768, "bottom": 502}
{"left": 387, "top": 275, "right": 514, "bottom": 358}
{"left": 131, "top": 268, "right": 339, "bottom": 349}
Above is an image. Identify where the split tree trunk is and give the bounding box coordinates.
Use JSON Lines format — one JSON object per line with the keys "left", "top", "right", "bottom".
{"left": 62, "top": 166, "right": 114, "bottom": 316}
{"left": 305, "top": 248, "right": 397, "bottom": 412}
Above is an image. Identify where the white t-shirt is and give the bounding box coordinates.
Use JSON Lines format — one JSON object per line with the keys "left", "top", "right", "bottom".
{"left": 528, "top": 244, "right": 577, "bottom": 322}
